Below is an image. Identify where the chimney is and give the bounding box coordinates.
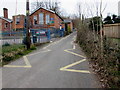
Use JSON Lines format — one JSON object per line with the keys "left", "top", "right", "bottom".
{"left": 3, "top": 8, "right": 8, "bottom": 19}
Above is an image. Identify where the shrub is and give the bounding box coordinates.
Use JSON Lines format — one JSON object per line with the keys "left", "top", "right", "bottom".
{"left": 30, "top": 44, "right": 37, "bottom": 50}
{"left": 2, "top": 42, "right": 10, "bottom": 47}
{"left": 76, "top": 23, "right": 120, "bottom": 88}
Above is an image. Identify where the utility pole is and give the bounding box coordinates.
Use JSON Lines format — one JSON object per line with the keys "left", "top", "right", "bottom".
{"left": 26, "top": 0, "right": 31, "bottom": 49}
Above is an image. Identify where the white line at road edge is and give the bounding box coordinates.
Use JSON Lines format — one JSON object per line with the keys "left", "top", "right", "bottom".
{"left": 42, "top": 34, "right": 71, "bottom": 50}
{"left": 27, "top": 49, "right": 51, "bottom": 56}
{"left": 73, "top": 44, "right": 76, "bottom": 49}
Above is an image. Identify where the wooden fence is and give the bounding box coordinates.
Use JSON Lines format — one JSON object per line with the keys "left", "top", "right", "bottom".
{"left": 103, "top": 23, "right": 120, "bottom": 38}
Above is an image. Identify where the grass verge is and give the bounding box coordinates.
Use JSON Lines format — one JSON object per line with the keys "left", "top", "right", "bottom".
{"left": 1, "top": 44, "right": 36, "bottom": 67}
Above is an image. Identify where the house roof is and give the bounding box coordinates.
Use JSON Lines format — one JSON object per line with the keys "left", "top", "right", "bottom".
{"left": 64, "top": 19, "right": 72, "bottom": 23}
{"left": 0, "top": 17, "right": 12, "bottom": 23}
{"left": 12, "top": 14, "right": 25, "bottom": 17}
{"left": 63, "top": 19, "right": 72, "bottom": 24}
{"left": 30, "top": 7, "right": 55, "bottom": 15}
{"left": 30, "top": 7, "right": 63, "bottom": 21}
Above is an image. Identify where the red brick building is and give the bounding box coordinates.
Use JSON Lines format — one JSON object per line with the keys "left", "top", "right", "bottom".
{"left": 12, "top": 15, "right": 25, "bottom": 31}
{"left": 64, "top": 19, "right": 73, "bottom": 32}
{"left": 30, "top": 7, "right": 65, "bottom": 30}
{"left": 0, "top": 8, "right": 12, "bottom": 31}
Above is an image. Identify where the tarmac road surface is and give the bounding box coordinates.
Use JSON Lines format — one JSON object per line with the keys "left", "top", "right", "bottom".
{"left": 2, "top": 32, "right": 101, "bottom": 88}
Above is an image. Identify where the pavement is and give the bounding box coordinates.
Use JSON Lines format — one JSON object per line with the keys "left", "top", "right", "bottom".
{"left": 2, "top": 32, "right": 101, "bottom": 88}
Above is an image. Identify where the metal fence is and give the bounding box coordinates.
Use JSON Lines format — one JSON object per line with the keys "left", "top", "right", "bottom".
{"left": 1, "top": 28, "right": 65, "bottom": 45}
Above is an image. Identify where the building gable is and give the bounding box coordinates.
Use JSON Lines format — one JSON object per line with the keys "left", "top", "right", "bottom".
{"left": 0, "top": 17, "right": 12, "bottom": 23}
{"left": 30, "top": 7, "right": 63, "bottom": 21}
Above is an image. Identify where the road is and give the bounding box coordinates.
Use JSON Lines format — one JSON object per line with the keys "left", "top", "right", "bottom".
{"left": 2, "top": 32, "right": 101, "bottom": 88}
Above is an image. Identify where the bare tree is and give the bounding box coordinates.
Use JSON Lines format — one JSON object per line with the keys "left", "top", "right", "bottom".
{"left": 76, "top": 0, "right": 107, "bottom": 59}
{"left": 31, "top": 0, "right": 61, "bottom": 15}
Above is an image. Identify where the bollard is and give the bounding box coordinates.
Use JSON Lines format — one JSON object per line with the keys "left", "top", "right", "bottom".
{"left": 33, "top": 35, "right": 37, "bottom": 43}
{"left": 47, "top": 29, "right": 51, "bottom": 41}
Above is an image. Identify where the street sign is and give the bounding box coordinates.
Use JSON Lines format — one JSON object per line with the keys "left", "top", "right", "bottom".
{"left": 50, "top": 21, "right": 54, "bottom": 24}
{"left": 50, "top": 18, "right": 54, "bottom": 20}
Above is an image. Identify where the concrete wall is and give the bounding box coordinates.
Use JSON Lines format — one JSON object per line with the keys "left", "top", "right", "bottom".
{"left": 103, "top": 23, "right": 120, "bottom": 38}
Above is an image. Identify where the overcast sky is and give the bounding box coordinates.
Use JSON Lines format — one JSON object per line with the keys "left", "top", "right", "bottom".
{"left": 0, "top": 0, "right": 120, "bottom": 19}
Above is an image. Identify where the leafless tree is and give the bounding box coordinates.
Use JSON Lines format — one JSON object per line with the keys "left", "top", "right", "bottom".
{"left": 31, "top": 0, "right": 61, "bottom": 15}
{"left": 76, "top": 0, "right": 107, "bottom": 58}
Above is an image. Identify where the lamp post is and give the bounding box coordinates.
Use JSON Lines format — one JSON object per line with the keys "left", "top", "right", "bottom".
{"left": 26, "top": 0, "right": 31, "bottom": 49}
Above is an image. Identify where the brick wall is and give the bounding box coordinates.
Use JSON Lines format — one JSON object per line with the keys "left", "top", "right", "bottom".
{"left": 12, "top": 15, "right": 25, "bottom": 30}
{"left": 0, "top": 19, "right": 11, "bottom": 31}
{"left": 68, "top": 22, "right": 73, "bottom": 30}
{"left": 30, "top": 8, "right": 64, "bottom": 29}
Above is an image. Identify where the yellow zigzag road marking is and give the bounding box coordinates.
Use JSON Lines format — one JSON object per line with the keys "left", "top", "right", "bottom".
{"left": 3, "top": 49, "right": 51, "bottom": 68}
{"left": 60, "top": 59, "right": 90, "bottom": 74}
{"left": 61, "top": 59, "right": 86, "bottom": 69}
{"left": 3, "top": 65, "right": 31, "bottom": 68}
{"left": 23, "top": 56, "right": 31, "bottom": 67}
{"left": 60, "top": 46, "right": 90, "bottom": 73}
{"left": 64, "top": 49, "right": 86, "bottom": 58}
{"left": 60, "top": 68, "right": 90, "bottom": 73}
{"left": 4, "top": 56, "right": 32, "bottom": 68}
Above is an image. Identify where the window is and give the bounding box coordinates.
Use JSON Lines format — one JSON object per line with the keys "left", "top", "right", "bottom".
{"left": 16, "top": 16, "right": 20, "bottom": 24}
{"left": 39, "top": 13, "right": 44, "bottom": 24}
{"left": 4, "top": 22, "right": 8, "bottom": 28}
{"left": 46, "top": 14, "right": 50, "bottom": 24}
{"left": 33, "top": 16, "right": 37, "bottom": 25}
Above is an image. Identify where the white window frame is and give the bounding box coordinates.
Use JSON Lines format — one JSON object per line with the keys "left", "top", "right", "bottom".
{"left": 33, "top": 15, "right": 37, "bottom": 25}
{"left": 46, "top": 14, "right": 50, "bottom": 24}
{"left": 39, "top": 13, "right": 44, "bottom": 24}
{"left": 16, "top": 16, "right": 20, "bottom": 24}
